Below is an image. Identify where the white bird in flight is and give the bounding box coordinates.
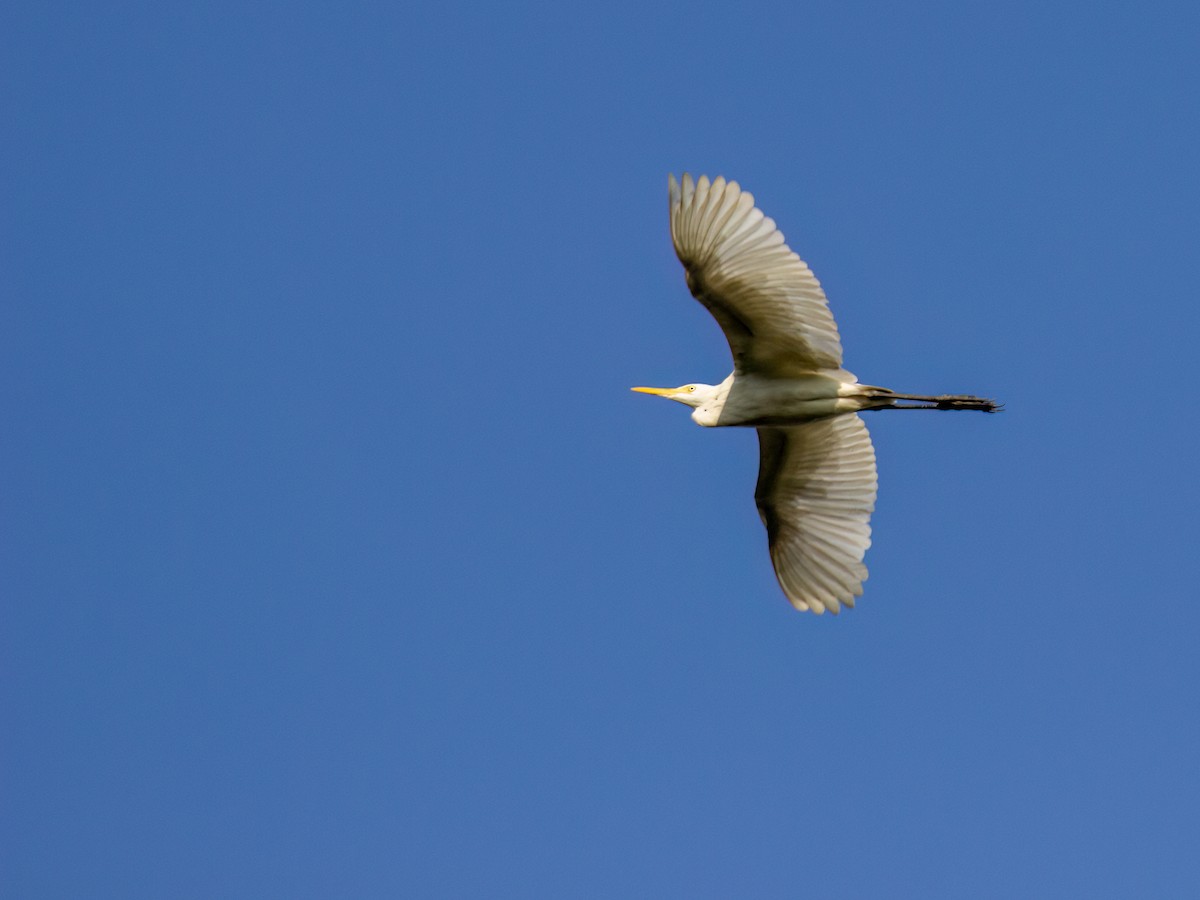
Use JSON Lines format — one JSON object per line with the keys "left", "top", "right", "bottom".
{"left": 634, "top": 174, "right": 998, "bottom": 614}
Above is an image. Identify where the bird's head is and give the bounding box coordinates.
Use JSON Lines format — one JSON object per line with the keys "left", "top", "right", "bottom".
{"left": 630, "top": 383, "right": 716, "bottom": 409}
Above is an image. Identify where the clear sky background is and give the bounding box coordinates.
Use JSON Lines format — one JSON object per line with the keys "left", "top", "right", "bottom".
{"left": 4, "top": 2, "right": 1199, "bottom": 897}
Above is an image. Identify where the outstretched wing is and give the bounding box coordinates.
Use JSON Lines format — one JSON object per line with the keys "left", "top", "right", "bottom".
{"left": 669, "top": 173, "right": 848, "bottom": 378}
{"left": 755, "top": 415, "right": 877, "bottom": 613}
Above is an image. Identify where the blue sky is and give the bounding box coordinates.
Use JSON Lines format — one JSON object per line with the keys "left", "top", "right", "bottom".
{"left": 4, "top": 1, "right": 1199, "bottom": 896}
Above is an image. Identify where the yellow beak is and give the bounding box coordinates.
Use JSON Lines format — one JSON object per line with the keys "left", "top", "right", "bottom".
{"left": 631, "top": 386, "right": 675, "bottom": 396}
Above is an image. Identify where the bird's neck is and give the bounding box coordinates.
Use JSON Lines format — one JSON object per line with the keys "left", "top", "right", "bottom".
{"left": 690, "top": 375, "right": 734, "bottom": 427}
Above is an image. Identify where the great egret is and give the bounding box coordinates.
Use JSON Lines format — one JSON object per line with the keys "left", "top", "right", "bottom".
{"left": 634, "top": 174, "right": 998, "bottom": 614}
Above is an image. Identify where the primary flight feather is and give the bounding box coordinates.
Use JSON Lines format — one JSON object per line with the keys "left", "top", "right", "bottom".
{"left": 634, "top": 174, "right": 998, "bottom": 614}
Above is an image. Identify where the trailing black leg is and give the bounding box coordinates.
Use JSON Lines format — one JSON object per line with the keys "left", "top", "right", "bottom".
{"left": 867, "top": 389, "right": 1001, "bottom": 413}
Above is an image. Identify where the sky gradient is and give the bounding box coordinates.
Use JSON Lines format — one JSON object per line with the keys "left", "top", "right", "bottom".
{"left": 4, "top": 1, "right": 1199, "bottom": 896}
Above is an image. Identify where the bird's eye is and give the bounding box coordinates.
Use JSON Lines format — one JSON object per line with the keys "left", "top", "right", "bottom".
{"left": 687, "top": 386, "right": 696, "bottom": 392}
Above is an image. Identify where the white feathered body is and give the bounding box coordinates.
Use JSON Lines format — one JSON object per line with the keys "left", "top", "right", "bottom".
{"left": 691, "top": 373, "right": 886, "bottom": 427}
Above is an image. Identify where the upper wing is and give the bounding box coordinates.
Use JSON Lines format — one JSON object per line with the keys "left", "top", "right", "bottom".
{"left": 755, "top": 415, "right": 877, "bottom": 614}
{"left": 669, "top": 173, "right": 848, "bottom": 378}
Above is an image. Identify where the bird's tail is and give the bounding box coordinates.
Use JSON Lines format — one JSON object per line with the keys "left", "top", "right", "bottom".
{"left": 864, "top": 388, "right": 1002, "bottom": 413}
